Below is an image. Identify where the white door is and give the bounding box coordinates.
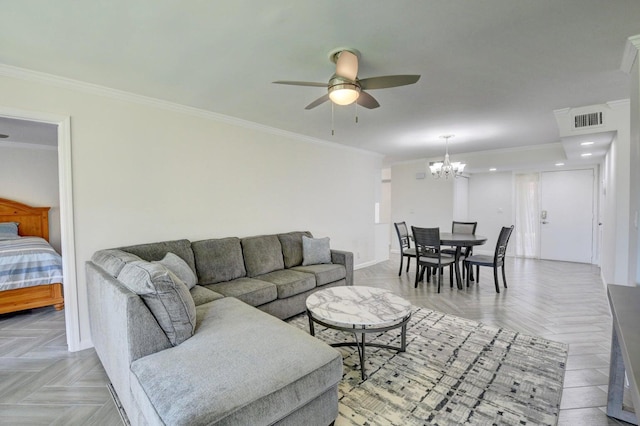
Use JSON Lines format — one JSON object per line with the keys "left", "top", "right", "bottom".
{"left": 539, "top": 169, "right": 594, "bottom": 263}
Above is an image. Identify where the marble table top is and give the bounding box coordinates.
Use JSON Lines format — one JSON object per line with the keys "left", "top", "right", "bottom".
{"left": 306, "top": 286, "right": 412, "bottom": 328}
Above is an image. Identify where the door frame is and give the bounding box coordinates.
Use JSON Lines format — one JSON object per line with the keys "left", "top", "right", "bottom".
{"left": 0, "top": 106, "right": 81, "bottom": 351}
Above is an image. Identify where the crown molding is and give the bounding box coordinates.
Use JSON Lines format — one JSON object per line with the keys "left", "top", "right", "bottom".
{"left": 0, "top": 64, "right": 382, "bottom": 159}
{"left": 620, "top": 34, "right": 640, "bottom": 74}
{"left": 607, "top": 99, "right": 631, "bottom": 109}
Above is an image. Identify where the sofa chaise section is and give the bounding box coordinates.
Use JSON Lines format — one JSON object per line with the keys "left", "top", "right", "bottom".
{"left": 129, "top": 297, "right": 342, "bottom": 426}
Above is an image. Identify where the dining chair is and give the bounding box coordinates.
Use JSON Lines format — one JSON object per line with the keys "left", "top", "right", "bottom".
{"left": 393, "top": 222, "right": 417, "bottom": 276}
{"left": 442, "top": 221, "right": 478, "bottom": 278}
{"left": 411, "top": 226, "right": 456, "bottom": 292}
{"left": 464, "top": 225, "right": 514, "bottom": 293}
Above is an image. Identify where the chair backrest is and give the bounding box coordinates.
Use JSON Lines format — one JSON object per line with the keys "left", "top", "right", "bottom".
{"left": 452, "top": 221, "right": 477, "bottom": 234}
{"left": 394, "top": 222, "right": 411, "bottom": 249}
{"left": 494, "top": 225, "right": 514, "bottom": 264}
{"left": 411, "top": 226, "right": 441, "bottom": 260}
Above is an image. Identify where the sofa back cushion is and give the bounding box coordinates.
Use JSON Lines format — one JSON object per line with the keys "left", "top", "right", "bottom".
{"left": 192, "top": 237, "right": 246, "bottom": 284}
{"left": 278, "top": 231, "right": 313, "bottom": 268}
{"left": 117, "top": 260, "right": 196, "bottom": 346}
{"left": 241, "top": 235, "right": 285, "bottom": 277}
{"left": 119, "top": 239, "right": 197, "bottom": 276}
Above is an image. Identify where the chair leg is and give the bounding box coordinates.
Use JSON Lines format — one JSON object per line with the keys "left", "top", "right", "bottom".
{"left": 398, "top": 255, "right": 404, "bottom": 276}
{"left": 414, "top": 264, "right": 421, "bottom": 288}
{"left": 502, "top": 264, "right": 508, "bottom": 288}
{"left": 406, "top": 257, "right": 411, "bottom": 273}
{"left": 437, "top": 269, "right": 442, "bottom": 293}
{"left": 493, "top": 266, "right": 500, "bottom": 293}
{"left": 465, "top": 262, "right": 470, "bottom": 287}
{"left": 476, "top": 266, "right": 480, "bottom": 282}
{"left": 449, "top": 266, "right": 454, "bottom": 288}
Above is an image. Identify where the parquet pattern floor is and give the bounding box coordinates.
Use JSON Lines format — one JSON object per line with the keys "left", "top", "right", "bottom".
{"left": 0, "top": 256, "right": 630, "bottom": 425}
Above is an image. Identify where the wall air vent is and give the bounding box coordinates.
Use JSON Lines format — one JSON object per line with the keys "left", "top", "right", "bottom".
{"left": 573, "top": 112, "right": 603, "bottom": 129}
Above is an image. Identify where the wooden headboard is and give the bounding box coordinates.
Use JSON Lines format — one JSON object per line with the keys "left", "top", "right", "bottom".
{"left": 0, "top": 198, "right": 50, "bottom": 242}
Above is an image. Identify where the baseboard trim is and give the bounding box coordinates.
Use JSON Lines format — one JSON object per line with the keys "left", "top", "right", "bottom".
{"left": 355, "top": 259, "right": 382, "bottom": 270}
{"left": 107, "top": 383, "right": 130, "bottom": 426}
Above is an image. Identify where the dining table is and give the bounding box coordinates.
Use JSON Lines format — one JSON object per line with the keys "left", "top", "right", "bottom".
{"left": 438, "top": 232, "right": 488, "bottom": 289}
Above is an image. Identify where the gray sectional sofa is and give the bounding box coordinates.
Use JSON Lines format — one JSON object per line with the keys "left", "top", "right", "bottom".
{"left": 86, "top": 231, "right": 353, "bottom": 426}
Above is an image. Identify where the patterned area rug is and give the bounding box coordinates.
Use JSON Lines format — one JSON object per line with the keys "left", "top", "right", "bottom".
{"left": 288, "top": 307, "right": 568, "bottom": 426}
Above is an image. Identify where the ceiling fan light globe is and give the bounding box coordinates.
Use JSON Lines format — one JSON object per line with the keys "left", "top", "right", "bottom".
{"left": 329, "top": 85, "right": 360, "bottom": 105}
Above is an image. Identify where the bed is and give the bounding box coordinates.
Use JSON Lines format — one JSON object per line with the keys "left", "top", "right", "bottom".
{"left": 0, "top": 197, "right": 64, "bottom": 314}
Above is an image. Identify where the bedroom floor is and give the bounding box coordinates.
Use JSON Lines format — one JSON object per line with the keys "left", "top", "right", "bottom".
{"left": 0, "top": 257, "right": 631, "bottom": 425}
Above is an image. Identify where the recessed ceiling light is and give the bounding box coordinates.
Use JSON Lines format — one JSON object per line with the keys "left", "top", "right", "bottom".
{"left": 0, "top": 134, "right": 9, "bottom": 138}
{"left": 580, "top": 141, "right": 594, "bottom": 146}
{"left": 581, "top": 153, "right": 592, "bottom": 157}
{"left": 489, "top": 168, "right": 497, "bottom": 171}
{"left": 555, "top": 162, "right": 565, "bottom": 166}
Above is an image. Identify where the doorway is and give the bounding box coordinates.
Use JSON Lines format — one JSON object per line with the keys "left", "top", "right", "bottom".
{"left": 540, "top": 169, "right": 594, "bottom": 263}
{"left": 515, "top": 169, "right": 595, "bottom": 264}
{"left": 0, "top": 107, "right": 80, "bottom": 351}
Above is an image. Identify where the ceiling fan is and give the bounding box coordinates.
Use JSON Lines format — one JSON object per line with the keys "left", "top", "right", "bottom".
{"left": 273, "top": 48, "right": 421, "bottom": 110}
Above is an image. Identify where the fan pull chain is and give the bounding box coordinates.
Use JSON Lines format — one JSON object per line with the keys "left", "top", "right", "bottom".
{"left": 355, "top": 101, "right": 359, "bottom": 123}
{"left": 331, "top": 102, "right": 335, "bottom": 136}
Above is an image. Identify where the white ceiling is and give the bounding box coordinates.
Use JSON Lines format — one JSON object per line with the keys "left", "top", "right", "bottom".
{"left": 1, "top": 1, "right": 639, "bottom": 168}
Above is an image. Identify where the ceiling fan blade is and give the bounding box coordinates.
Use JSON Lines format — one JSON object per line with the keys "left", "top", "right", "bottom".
{"left": 359, "top": 75, "right": 421, "bottom": 90}
{"left": 356, "top": 91, "right": 380, "bottom": 109}
{"left": 335, "top": 51, "right": 358, "bottom": 81}
{"left": 305, "top": 94, "right": 330, "bottom": 110}
{"left": 272, "top": 80, "right": 327, "bottom": 87}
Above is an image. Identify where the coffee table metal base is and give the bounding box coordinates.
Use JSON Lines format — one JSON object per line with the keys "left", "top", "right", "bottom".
{"left": 307, "top": 311, "right": 411, "bottom": 380}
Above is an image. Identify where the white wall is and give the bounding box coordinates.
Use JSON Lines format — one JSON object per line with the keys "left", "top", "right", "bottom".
{"left": 468, "top": 172, "right": 514, "bottom": 256}
{"left": 0, "top": 72, "right": 382, "bottom": 350}
{"left": 631, "top": 54, "right": 640, "bottom": 285}
{"left": 453, "top": 176, "right": 469, "bottom": 221}
{"left": 599, "top": 101, "right": 633, "bottom": 285}
{"left": 0, "top": 145, "right": 61, "bottom": 252}
{"left": 390, "top": 160, "right": 454, "bottom": 250}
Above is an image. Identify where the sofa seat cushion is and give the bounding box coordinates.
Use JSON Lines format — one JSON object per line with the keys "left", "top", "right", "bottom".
{"left": 256, "top": 269, "right": 316, "bottom": 299}
{"left": 204, "top": 278, "right": 277, "bottom": 307}
{"left": 129, "top": 297, "right": 342, "bottom": 426}
{"left": 189, "top": 285, "right": 224, "bottom": 306}
{"left": 292, "top": 263, "right": 347, "bottom": 287}
{"left": 241, "top": 234, "right": 285, "bottom": 277}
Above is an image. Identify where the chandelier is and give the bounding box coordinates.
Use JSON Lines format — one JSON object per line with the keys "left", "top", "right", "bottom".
{"left": 429, "top": 135, "right": 466, "bottom": 179}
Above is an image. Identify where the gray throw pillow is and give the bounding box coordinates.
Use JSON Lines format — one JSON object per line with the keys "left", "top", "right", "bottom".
{"left": 154, "top": 252, "right": 198, "bottom": 289}
{"left": 302, "top": 236, "right": 331, "bottom": 266}
{"left": 91, "top": 249, "right": 142, "bottom": 277}
{"left": 118, "top": 260, "right": 196, "bottom": 346}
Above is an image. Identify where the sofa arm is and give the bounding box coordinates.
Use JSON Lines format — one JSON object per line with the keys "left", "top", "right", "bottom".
{"left": 330, "top": 250, "right": 354, "bottom": 286}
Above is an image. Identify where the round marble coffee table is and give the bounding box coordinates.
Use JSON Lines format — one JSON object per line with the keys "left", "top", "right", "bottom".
{"left": 306, "top": 286, "right": 412, "bottom": 380}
